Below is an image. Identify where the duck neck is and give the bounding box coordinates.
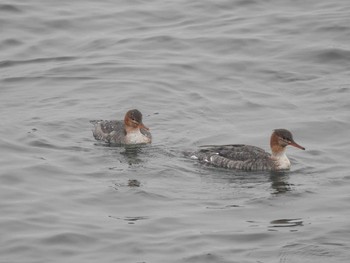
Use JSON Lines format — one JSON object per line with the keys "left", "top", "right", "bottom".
{"left": 270, "top": 135, "right": 290, "bottom": 169}
{"left": 124, "top": 124, "right": 138, "bottom": 134}
{"left": 271, "top": 145, "right": 286, "bottom": 158}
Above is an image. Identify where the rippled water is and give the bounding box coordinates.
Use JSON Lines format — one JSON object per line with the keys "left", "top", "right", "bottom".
{"left": 1, "top": 1, "right": 350, "bottom": 262}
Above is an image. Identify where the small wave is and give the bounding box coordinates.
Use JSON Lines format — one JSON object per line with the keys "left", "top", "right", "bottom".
{"left": 280, "top": 242, "right": 349, "bottom": 263}
{"left": 41, "top": 232, "right": 97, "bottom": 246}
{"left": 270, "top": 218, "right": 303, "bottom": 228}
{"left": 0, "top": 4, "right": 23, "bottom": 13}
{"left": 314, "top": 48, "right": 350, "bottom": 63}
{"left": 0, "top": 38, "right": 23, "bottom": 48}
{"left": 0, "top": 56, "right": 77, "bottom": 68}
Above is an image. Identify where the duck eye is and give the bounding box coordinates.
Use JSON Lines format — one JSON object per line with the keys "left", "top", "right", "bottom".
{"left": 129, "top": 115, "right": 135, "bottom": 121}
{"left": 283, "top": 137, "right": 292, "bottom": 143}
{"left": 281, "top": 137, "right": 290, "bottom": 142}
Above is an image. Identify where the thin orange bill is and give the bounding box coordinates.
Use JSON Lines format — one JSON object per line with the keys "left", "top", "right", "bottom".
{"left": 139, "top": 123, "right": 149, "bottom": 130}
{"left": 289, "top": 141, "right": 305, "bottom": 150}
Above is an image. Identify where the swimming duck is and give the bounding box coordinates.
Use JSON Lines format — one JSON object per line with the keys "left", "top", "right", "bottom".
{"left": 90, "top": 109, "right": 152, "bottom": 145}
{"left": 191, "top": 129, "right": 305, "bottom": 171}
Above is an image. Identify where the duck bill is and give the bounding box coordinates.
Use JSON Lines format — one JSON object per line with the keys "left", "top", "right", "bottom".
{"left": 289, "top": 140, "right": 305, "bottom": 150}
{"left": 139, "top": 122, "right": 149, "bottom": 131}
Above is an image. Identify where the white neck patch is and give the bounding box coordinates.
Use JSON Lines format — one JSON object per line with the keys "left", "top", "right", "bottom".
{"left": 273, "top": 150, "right": 291, "bottom": 170}
{"left": 126, "top": 129, "right": 150, "bottom": 144}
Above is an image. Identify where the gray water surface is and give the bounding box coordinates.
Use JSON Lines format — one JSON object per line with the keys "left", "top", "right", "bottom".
{"left": 1, "top": 1, "right": 350, "bottom": 262}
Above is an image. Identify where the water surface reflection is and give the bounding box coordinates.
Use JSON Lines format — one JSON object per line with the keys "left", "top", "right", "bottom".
{"left": 269, "top": 172, "right": 292, "bottom": 194}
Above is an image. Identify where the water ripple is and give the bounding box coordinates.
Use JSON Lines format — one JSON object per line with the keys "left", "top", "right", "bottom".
{"left": 0, "top": 56, "right": 77, "bottom": 68}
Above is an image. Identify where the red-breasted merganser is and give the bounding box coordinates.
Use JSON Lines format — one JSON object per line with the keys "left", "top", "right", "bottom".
{"left": 191, "top": 129, "right": 305, "bottom": 171}
{"left": 90, "top": 109, "right": 152, "bottom": 145}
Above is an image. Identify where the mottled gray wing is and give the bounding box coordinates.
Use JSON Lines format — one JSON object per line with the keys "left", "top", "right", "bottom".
{"left": 197, "top": 144, "right": 274, "bottom": 171}
{"left": 99, "top": 120, "right": 123, "bottom": 134}
{"left": 200, "top": 144, "right": 270, "bottom": 161}
{"left": 90, "top": 120, "right": 125, "bottom": 143}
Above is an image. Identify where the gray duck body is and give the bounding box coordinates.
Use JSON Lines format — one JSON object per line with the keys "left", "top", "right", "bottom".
{"left": 192, "top": 144, "right": 276, "bottom": 171}
{"left": 90, "top": 120, "right": 152, "bottom": 145}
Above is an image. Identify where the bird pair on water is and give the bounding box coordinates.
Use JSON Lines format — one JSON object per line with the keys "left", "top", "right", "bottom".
{"left": 90, "top": 109, "right": 305, "bottom": 171}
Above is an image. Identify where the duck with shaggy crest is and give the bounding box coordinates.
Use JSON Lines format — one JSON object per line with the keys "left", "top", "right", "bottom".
{"left": 191, "top": 129, "right": 305, "bottom": 171}
{"left": 90, "top": 109, "right": 152, "bottom": 145}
